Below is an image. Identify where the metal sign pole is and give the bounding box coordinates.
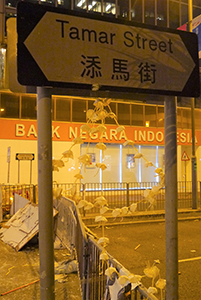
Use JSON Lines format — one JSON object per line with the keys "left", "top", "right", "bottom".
{"left": 191, "top": 98, "right": 197, "bottom": 208}
{"left": 165, "top": 96, "right": 178, "bottom": 300}
{"left": 30, "top": 160, "right": 32, "bottom": 184}
{"left": 185, "top": 161, "right": 187, "bottom": 198}
{"left": 37, "top": 87, "right": 55, "bottom": 300}
{"left": 18, "top": 160, "right": 20, "bottom": 184}
{"left": 188, "top": 0, "right": 198, "bottom": 209}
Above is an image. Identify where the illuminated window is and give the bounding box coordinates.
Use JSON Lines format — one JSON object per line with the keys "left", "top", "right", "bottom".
{"left": 157, "top": 106, "right": 164, "bottom": 127}
{"left": 0, "top": 93, "right": 19, "bottom": 118}
{"left": 145, "top": 105, "right": 156, "bottom": 127}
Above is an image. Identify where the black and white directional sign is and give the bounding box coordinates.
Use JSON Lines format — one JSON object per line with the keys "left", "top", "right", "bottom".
{"left": 16, "top": 153, "right": 35, "bottom": 161}
{"left": 17, "top": 1, "right": 200, "bottom": 97}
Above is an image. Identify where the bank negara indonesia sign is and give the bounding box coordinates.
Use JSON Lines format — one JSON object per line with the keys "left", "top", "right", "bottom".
{"left": 17, "top": 1, "right": 200, "bottom": 97}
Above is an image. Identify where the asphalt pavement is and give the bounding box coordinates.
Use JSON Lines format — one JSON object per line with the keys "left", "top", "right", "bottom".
{"left": 92, "top": 215, "right": 201, "bottom": 300}
{"left": 1, "top": 209, "right": 201, "bottom": 300}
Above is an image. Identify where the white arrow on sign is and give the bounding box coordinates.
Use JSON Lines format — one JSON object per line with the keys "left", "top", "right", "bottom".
{"left": 23, "top": 11, "right": 195, "bottom": 92}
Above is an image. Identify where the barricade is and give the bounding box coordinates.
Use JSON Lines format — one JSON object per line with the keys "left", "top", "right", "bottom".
{"left": 54, "top": 196, "right": 158, "bottom": 300}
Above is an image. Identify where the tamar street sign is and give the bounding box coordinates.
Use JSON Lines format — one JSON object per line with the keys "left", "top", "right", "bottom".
{"left": 17, "top": 1, "right": 200, "bottom": 97}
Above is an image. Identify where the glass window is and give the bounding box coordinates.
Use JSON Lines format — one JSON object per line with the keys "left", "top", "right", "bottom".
{"left": 131, "top": 0, "right": 142, "bottom": 23}
{"left": 195, "top": 109, "right": 201, "bottom": 130}
{"left": 193, "top": 0, "right": 201, "bottom": 5}
{"left": 21, "top": 95, "right": 37, "bottom": 119}
{"left": 5, "top": 0, "right": 18, "bottom": 7}
{"left": 177, "top": 107, "right": 182, "bottom": 128}
{"left": 58, "top": 0, "right": 71, "bottom": 9}
{"left": 74, "top": 0, "right": 87, "bottom": 11}
{"left": 157, "top": 106, "right": 164, "bottom": 127}
{"left": 88, "top": 100, "right": 116, "bottom": 124}
{"left": 87, "top": 100, "right": 116, "bottom": 124}
{"left": 105, "top": 102, "right": 117, "bottom": 124}
{"left": 118, "top": 0, "right": 129, "bottom": 19}
{"left": 181, "top": 4, "right": 188, "bottom": 26}
{"left": 169, "top": 1, "right": 180, "bottom": 29}
{"left": 182, "top": 108, "right": 191, "bottom": 129}
{"left": 103, "top": 0, "right": 116, "bottom": 15}
{"left": 131, "top": 104, "right": 144, "bottom": 126}
{"left": 193, "top": 7, "right": 201, "bottom": 19}
{"left": 88, "top": 100, "right": 96, "bottom": 110}
{"left": 157, "top": 0, "right": 167, "bottom": 27}
{"left": 56, "top": 98, "right": 71, "bottom": 121}
{"left": 0, "top": 93, "right": 19, "bottom": 118}
{"left": 87, "top": 99, "right": 100, "bottom": 124}
{"left": 145, "top": 105, "right": 156, "bottom": 127}
{"left": 72, "top": 99, "right": 86, "bottom": 122}
{"left": 144, "top": 0, "right": 155, "bottom": 25}
{"left": 88, "top": 0, "right": 101, "bottom": 13}
{"left": 117, "top": 103, "right": 130, "bottom": 125}
{"left": 141, "top": 145, "right": 157, "bottom": 182}
{"left": 122, "top": 145, "right": 140, "bottom": 182}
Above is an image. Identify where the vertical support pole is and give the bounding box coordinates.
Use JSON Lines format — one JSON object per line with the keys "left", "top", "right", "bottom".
{"left": 191, "top": 98, "right": 197, "bottom": 208}
{"left": 0, "top": 0, "right": 5, "bottom": 44}
{"left": 126, "top": 182, "right": 129, "bottom": 207}
{"left": 30, "top": 160, "right": 32, "bottom": 184}
{"left": 37, "top": 87, "right": 55, "bottom": 300}
{"left": 188, "top": 0, "right": 192, "bottom": 32}
{"left": 7, "top": 162, "right": 10, "bottom": 184}
{"left": 165, "top": 96, "right": 178, "bottom": 300}
{"left": 18, "top": 160, "right": 20, "bottom": 184}
{"left": 33, "top": 185, "right": 36, "bottom": 204}
{"left": 185, "top": 161, "right": 186, "bottom": 198}
{"left": 188, "top": 0, "right": 197, "bottom": 209}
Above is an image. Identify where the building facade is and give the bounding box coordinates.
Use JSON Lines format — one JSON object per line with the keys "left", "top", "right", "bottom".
{"left": 0, "top": 0, "right": 201, "bottom": 185}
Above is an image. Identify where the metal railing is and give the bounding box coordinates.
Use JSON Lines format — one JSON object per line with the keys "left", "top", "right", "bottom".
{"left": 0, "top": 184, "right": 37, "bottom": 218}
{"left": 1, "top": 181, "right": 201, "bottom": 220}
{"left": 54, "top": 196, "right": 158, "bottom": 300}
{"left": 53, "top": 181, "right": 201, "bottom": 214}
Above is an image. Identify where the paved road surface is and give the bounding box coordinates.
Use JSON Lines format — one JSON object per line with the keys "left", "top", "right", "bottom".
{"left": 92, "top": 218, "right": 201, "bottom": 299}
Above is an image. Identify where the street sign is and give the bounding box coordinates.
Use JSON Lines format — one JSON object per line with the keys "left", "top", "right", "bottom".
{"left": 16, "top": 153, "right": 35, "bottom": 161}
{"left": 181, "top": 151, "right": 190, "bottom": 161}
{"left": 17, "top": 1, "right": 200, "bottom": 97}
